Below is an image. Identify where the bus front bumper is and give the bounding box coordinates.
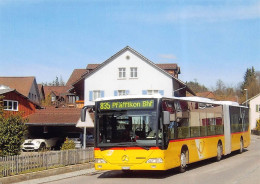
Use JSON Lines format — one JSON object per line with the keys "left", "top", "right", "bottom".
{"left": 95, "top": 162, "right": 167, "bottom": 171}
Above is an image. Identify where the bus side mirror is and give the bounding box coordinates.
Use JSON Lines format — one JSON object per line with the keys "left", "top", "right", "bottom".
{"left": 81, "top": 106, "right": 88, "bottom": 122}
{"left": 163, "top": 111, "right": 170, "bottom": 125}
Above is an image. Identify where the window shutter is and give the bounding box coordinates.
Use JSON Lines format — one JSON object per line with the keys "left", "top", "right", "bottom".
{"left": 101, "top": 91, "right": 105, "bottom": 98}
{"left": 89, "top": 91, "right": 93, "bottom": 101}
{"left": 159, "top": 90, "right": 164, "bottom": 96}
{"left": 257, "top": 105, "right": 259, "bottom": 112}
{"left": 142, "top": 90, "right": 147, "bottom": 95}
{"left": 114, "top": 90, "right": 118, "bottom": 96}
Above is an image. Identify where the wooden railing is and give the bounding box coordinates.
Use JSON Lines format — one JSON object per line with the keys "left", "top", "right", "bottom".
{"left": 0, "top": 148, "right": 94, "bottom": 178}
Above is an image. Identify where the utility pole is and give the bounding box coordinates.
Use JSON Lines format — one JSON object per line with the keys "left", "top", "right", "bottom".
{"left": 244, "top": 89, "right": 248, "bottom": 107}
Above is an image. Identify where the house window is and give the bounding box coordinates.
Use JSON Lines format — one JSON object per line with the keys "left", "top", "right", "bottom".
{"left": 3, "top": 100, "right": 18, "bottom": 111}
{"left": 147, "top": 90, "right": 159, "bottom": 95}
{"left": 144, "top": 90, "right": 164, "bottom": 96}
{"left": 51, "top": 96, "right": 56, "bottom": 102}
{"left": 118, "top": 90, "right": 126, "bottom": 96}
{"left": 130, "top": 67, "right": 138, "bottom": 78}
{"left": 93, "top": 90, "right": 101, "bottom": 101}
{"left": 256, "top": 105, "right": 260, "bottom": 112}
{"left": 89, "top": 91, "right": 104, "bottom": 101}
{"left": 118, "top": 68, "right": 126, "bottom": 79}
{"left": 114, "top": 90, "right": 130, "bottom": 96}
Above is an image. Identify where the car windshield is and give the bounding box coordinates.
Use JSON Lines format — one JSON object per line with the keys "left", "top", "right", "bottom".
{"left": 96, "top": 110, "right": 162, "bottom": 148}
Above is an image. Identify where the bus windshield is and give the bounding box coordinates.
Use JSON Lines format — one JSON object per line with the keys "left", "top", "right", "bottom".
{"left": 96, "top": 109, "right": 162, "bottom": 148}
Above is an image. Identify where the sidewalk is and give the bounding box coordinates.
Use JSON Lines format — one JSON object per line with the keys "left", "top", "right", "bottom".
{"left": 14, "top": 168, "right": 96, "bottom": 184}
{"left": 0, "top": 163, "right": 95, "bottom": 184}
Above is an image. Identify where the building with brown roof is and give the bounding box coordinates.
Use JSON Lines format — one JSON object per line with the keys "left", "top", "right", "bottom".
{"left": 69, "top": 47, "right": 193, "bottom": 104}
{"left": 0, "top": 76, "right": 40, "bottom": 105}
{"left": 0, "top": 85, "right": 39, "bottom": 117}
{"left": 37, "top": 84, "right": 45, "bottom": 102}
{"left": 26, "top": 107, "right": 92, "bottom": 144}
{"left": 196, "top": 91, "right": 216, "bottom": 100}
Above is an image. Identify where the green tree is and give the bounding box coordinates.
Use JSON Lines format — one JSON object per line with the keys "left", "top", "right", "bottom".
{"left": 55, "top": 76, "right": 59, "bottom": 86}
{"left": 0, "top": 96, "right": 28, "bottom": 156}
{"left": 256, "top": 119, "right": 260, "bottom": 131}
{"left": 41, "top": 94, "right": 52, "bottom": 106}
{"left": 241, "top": 67, "right": 256, "bottom": 91}
{"left": 239, "top": 67, "right": 260, "bottom": 103}
{"left": 186, "top": 79, "right": 208, "bottom": 93}
{"left": 43, "top": 75, "right": 65, "bottom": 86}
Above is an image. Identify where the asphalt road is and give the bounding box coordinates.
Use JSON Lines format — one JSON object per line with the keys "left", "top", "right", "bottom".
{"left": 47, "top": 135, "right": 260, "bottom": 184}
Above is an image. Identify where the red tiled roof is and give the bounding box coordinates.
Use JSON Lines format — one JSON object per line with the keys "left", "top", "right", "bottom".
{"left": 66, "top": 69, "right": 87, "bottom": 87}
{"left": 0, "top": 77, "right": 35, "bottom": 97}
{"left": 86, "top": 64, "right": 100, "bottom": 70}
{"left": 37, "top": 84, "right": 43, "bottom": 90}
{"left": 196, "top": 91, "right": 215, "bottom": 99}
{"left": 155, "top": 64, "right": 178, "bottom": 70}
{"left": 27, "top": 107, "right": 81, "bottom": 125}
{"left": 43, "top": 86, "right": 69, "bottom": 98}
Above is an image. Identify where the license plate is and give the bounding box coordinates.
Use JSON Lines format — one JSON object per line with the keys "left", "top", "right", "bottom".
{"left": 122, "top": 167, "right": 130, "bottom": 170}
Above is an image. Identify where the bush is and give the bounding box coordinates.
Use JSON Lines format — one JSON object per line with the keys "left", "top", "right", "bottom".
{"left": 0, "top": 96, "right": 28, "bottom": 156}
{"left": 61, "top": 137, "right": 75, "bottom": 150}
{"left": 0, "top": 114, "right": 27, "bottom": 156}
{"left": 256, "top": 119, "right": 260, "bottom": 131}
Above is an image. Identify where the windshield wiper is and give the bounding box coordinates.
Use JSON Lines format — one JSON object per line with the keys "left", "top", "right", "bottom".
{"left": 133, "top": 144, "right": 150, "bottom": 150}
{"left": 111, "top": 142, "right": 150, "bottom": 150}
{"left": 98, "top": 142, "right": 151, "bottom": 151}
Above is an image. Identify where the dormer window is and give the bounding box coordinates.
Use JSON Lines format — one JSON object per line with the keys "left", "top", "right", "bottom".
{"left": 118, "top": 68, "right": 126, "bottom": 79}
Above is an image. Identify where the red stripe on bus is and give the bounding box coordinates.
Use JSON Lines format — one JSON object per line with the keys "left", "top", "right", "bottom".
{"left": 169, "top": 134, "right": 224, "bottom": 143}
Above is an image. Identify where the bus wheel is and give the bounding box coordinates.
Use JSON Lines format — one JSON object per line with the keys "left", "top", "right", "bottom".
{"left": 216, "top": 143, "right": 223, "bottom": 161}
{"left": 239, "top": 138, "right": 244, "bottom": 154}
{"left": 179, "top": 151, "right": 187, "bottom": 173}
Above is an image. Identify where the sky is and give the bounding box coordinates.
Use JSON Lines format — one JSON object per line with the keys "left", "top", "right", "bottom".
{"left": 0, "top": 0, "right": 259, "bottom": 89}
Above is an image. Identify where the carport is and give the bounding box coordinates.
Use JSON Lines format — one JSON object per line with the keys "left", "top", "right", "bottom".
{"left": 26, "top": 107, "right": 94, "bottom": 148}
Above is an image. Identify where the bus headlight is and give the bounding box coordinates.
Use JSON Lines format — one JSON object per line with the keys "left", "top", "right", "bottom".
{"left": 146, "top": 158, "right": 163, "bottom": 163}
{"left": 95, "top": 158, "right": 107, "bottom": 163}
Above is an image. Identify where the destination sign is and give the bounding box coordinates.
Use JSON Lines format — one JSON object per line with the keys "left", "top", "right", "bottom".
{"left": 98, "top": 99, "right": 155, "bottom": 111}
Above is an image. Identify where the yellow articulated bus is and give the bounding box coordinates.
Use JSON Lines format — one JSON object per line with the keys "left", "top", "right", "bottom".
{"left": 81, "top": 95, "right": 250, "bottom": 172}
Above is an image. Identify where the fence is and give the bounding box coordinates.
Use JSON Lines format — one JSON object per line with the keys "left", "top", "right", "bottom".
{"left": 0, "top": 148, "right": 94, "bottom": 178}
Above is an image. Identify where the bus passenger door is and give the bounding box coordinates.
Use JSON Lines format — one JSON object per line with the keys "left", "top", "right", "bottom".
{"left": 223, "top": 105, "right": 231, "bottom": 155}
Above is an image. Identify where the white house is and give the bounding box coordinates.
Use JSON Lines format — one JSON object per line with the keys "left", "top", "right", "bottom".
{"left": 80, "top": 46, "right": 194, "bottom": 106}
{"left": 247, "top": 93, "right": 260, "bottom": 129}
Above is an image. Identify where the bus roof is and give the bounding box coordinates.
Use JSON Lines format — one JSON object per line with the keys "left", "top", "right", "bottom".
{"left": 95, "top": 95, "right": 247, "bottom": 108}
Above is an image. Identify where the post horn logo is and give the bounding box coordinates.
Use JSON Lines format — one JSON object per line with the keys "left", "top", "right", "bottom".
{"left": 122, "top": 155, "right": 129, "bottom": 162}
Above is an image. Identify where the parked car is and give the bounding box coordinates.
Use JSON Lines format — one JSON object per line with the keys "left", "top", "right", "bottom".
{"left": 22, "top": 137, "right": 61, "bottom": 151}
{"left": 65, "top": 133, "right": 82, "bottom": 149}
{"left": 86, "top": 134, "right": 94, "bottom": 146}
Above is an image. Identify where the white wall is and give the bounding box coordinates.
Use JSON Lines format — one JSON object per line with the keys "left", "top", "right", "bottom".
{"left": 249, "top": 94, "right": 260, "bottom": 129}
{"left": 84, "top": 50, "right": 174, "bottom": 105}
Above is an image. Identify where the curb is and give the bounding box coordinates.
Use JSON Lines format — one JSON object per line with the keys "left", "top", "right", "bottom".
{"left": 0, "top": 162, "right": 95, "bottom": 184}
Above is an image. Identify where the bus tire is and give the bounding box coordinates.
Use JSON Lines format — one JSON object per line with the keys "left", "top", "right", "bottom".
{"left": 216, "top": 142, "right": 223, "bottom": 161}
{"left": 239, "top": 138, "right": 244, "bottom": 154}
{"left": 179, "top": 150, "right": 188, "bottom": 173}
